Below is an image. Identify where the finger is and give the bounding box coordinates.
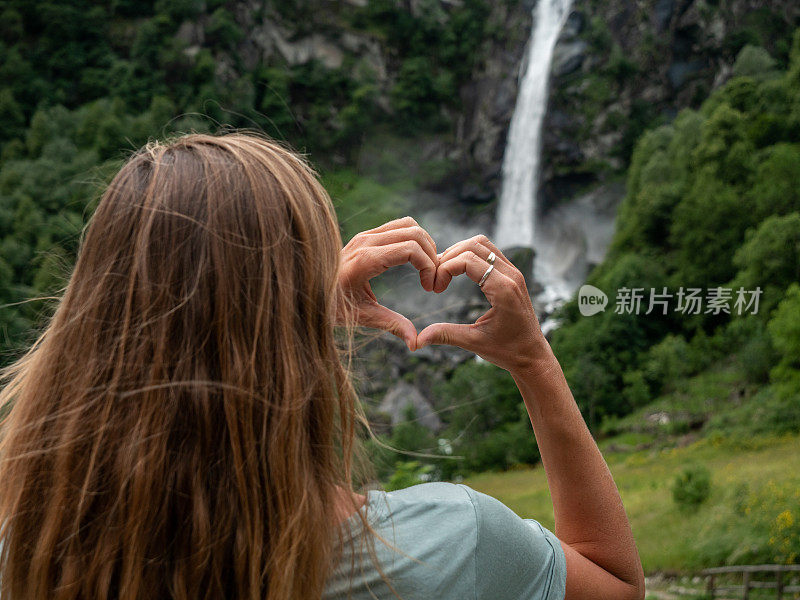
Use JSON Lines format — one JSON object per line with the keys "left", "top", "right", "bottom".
{"left": 433, "top": 250, "right": 513, "bottom": 296}
{"left": 438, "top": 234, "right": 515, "bottom": 271}
{"left": 358, "top": 303, "right": 418, "bottom": 351}
{"left": 365, "top": 216, "right": 418, "bottom": 234}
{"left": 416, "top": 322, "right": 482, "bottom": 352}
{"left": 362, "top": 226, "right": 437, "bottom": 270}
{"left": 471, "top": 234, "right": 516, "bottom": 269}
{"left": 360, "top": 241, "right": 437, "bottom": 291}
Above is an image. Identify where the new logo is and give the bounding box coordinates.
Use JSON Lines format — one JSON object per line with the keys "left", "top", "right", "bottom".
{"left": 578, "top": 284, "right": 608, "bottom": 316}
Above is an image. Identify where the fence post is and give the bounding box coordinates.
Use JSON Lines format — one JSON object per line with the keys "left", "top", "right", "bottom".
{"left": 776, "top": 568, "right": 784, "bottom": 600}
{"left": 742, "top": 571, "right": 750, "bottom": 600}
{"left": 706, "top": 574, "right": 715, "bottom": 600}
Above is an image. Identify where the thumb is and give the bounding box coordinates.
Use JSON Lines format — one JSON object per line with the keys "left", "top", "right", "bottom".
{"left": 416, "top": 322, "right": 481, "bottom": 352}
{"left": 359, "top": 303, "right": 418, "bottom": 351}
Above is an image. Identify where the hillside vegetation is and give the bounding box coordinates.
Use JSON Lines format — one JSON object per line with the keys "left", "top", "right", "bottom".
{"left": 467, "top": 433, "right": 800, "bottom": 574}
{"left": 549, "top": 29, "right": 800, "bottom": 434}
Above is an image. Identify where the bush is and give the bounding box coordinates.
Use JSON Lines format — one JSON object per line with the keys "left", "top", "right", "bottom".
{"left": 732, "top": 45, "right": 778, "bottom": 80}
{"left": 386, "top": 461, "right": 433, "bottom": 492}
{"left": 770, "top": 507, "right": 800, "bottom": 564}
{"left": 205, "top": 8, "right": 243, "bottom": 49}
{"left": 732, "top": 213, "right": 800, "bottom": 314}
{"left": 768, "top": 283, "right": 800, "bottom": 382}
{"left": 390, "top": 56, "right": 453, "bottom": 127}
{"left": 643, "top": 334, "right": 693, "bottom": 394}
{"left": 749, "top": 145, "right": 800, "bottom": 218}
{"left": 154, "top": 0, "right": 202, "bottom": 23}
{"left": 731, "top": 319, "right": 778, "bottom": 384}
{"left": 760, "top": 380, "right": 800, "bottom": 435}
{"left": 672, "top": 466, "right": 712, "bottom": 510}
{"left": 622, "top": 370, "right": 651, "bottom": 411}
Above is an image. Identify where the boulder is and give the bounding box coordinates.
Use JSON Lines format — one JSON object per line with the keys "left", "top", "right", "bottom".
{"left": 561, "top": 11, "right": 586, "bottom": 40}
{"left": 552, "top": 40, "right": 588, "bottom": 77}
{"left": 653, "top": 0, "right": 674, "bottom": 32}
{"left": 378, "top": 382, "right": 442, "bottom": 432}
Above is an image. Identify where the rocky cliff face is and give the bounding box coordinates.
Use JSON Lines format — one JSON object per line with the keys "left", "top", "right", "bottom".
{"left": 449, "top": 1, "right": 532, "bottom": 202}
{"left": 193, "top": 0, "right": 534, "bottom": 200}
{"left": 140, "top": 0, "right": 800, "bottom": 216}
{"left": 541, "top": 0, "right": 800, "bottom": 210}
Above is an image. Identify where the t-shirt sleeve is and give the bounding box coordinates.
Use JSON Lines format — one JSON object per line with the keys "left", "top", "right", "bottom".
{"left": 459, "top": 484, "right": 567, "bottom": 600}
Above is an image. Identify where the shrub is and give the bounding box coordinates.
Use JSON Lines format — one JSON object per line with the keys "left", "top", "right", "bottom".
{"left": 390, "top": 56, "right": 453, "bottom": 127}
{"left": 749, "top": 145, "right": 800, "bottom": 218}
{"left": 672, "top": 465, "right": 712, "bottom": 510}
{"left": 732, "top": 213, "right": 800, "bottom": 314}
{"left": 732, "top": 45, "right": 778, "bottom": 80}
{"left": 385, "top": 461, "right": 434, "bottom": 492}
{"left": 154, "top": 0, "right": 202, "bottom": 23}
{"left": 643, "top": 334, "right": 692, "bottom": 394}
{"left": 205, "top": 8, "right": 242, "bottom": 49}
{"left": 770, "top": 508, "right": 800, "bottom": 564}
{"left": 760, "top": 380, "right": 800, "bottom": 435}
{"left": 731, "top": 320, "right": 778, "bottom": 384}
{"left": 768, "top": 283, "right": 800, "bottom": 382}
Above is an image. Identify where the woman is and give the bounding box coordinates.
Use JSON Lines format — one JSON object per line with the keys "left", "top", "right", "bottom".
{"left": 0, "top": 133, "right": 644, "bottom": 600}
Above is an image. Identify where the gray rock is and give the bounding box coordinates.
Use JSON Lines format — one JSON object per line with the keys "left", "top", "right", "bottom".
{"left": 668, "top": 60, "right": 706, "bottom": 89}
{"left": 653, "top": 0, "right": 674, "bottom": 32}
{"left": 552, "top": 40, "right": 587, "bottom": 77}
{"left": 503, "top": 246, "right": 535, "bottom": 284}
{"left": 378, "top": 381, "right": 442, "bottom": 432}
{"left": 561, "top": 11, "right": 585, "bottom": 40}
{"left": 176, "top": 21, "right": 204, "bottom": 46}
{"left": 458, "top": 182, "right": 494, "bottom": 204}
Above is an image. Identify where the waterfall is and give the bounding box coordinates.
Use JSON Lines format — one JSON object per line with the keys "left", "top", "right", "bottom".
{"left": 495, "top": 0, "right": 574, "bottom": 306}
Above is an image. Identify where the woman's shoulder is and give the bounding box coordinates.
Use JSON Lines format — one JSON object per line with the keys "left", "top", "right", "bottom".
{"left": 364, "top": 481, "right": 542, "bottom": 527}
{"left": 376, "top": 481, "right": 474, "bottom": 504}
{"left": 360, "top": 482, "right": 477, "bottom": 528}
{"left": 373, "top": 482, "right": 525, "bottom": 520}
{"left": 348, "top": 483, "right": 566, "bottom": 600}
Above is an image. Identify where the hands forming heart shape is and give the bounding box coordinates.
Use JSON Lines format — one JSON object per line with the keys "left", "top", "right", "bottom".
{"left": 337, "top": 217, "right": 552, "bottom": 376}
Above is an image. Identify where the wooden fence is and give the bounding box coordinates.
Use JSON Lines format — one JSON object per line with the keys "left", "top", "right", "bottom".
{"left": 702, "top": 565, "right": 800, "bottom": 599}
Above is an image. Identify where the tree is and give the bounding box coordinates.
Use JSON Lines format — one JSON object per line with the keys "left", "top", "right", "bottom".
{"left": 767, "top": 283, "right": 800, "bottom": 382}
{"left": 750, "top": 144, "right": 800, "bottom": 219}
{"left": 732, "top": 213, "right": 800, "bottom": 313}
{"left": 732, "top": 45, "right": 779, "bottom": 81}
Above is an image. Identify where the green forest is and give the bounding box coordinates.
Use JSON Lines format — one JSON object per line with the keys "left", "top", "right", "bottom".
{"left": 1, "top": 0, "right": 800, "bottom": 579}
{"left": 0, "top": 0, "right": 493, "bottom": 356}
{"left": 553, "top": 44, "right": 800, "bottom": 435}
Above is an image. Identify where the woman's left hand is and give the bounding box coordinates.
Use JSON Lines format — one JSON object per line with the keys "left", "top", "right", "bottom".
{"left": 337, "top": 217, "right": 437, "bottom": 350}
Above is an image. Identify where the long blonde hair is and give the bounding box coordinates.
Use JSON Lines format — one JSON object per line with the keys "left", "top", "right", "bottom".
{"left": 0, "top": 133, "right": 374, "bottom": 599}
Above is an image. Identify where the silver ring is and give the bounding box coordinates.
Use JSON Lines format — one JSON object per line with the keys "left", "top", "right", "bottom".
{"left": 486, "top": 251, "right": 496, "bottom": 265}
{"left": 478, "top": 264, "right": 494, "bottom": 287}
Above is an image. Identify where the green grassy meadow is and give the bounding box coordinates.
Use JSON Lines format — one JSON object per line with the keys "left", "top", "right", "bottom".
{"left": 465, "top": 433, "right": 800, "bottom": 574}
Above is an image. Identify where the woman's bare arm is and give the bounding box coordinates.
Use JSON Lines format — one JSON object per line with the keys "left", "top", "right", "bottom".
{"left": 417, "top": 234, "right": 645, "bottom": 600}
{"left": 512, "top": 353, "right": 645, "bottom": 600}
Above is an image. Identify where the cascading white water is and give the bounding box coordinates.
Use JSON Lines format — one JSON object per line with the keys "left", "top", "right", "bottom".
{"left": 496, "top": 0, "right": 573, "bottom": 249}
{"left": 495, "top": 0, "right": 587, "bottom": 316}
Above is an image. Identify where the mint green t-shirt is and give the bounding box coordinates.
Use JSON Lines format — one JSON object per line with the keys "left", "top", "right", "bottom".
{"left": 324, "top": 482, "right": 567, "bottom": 600}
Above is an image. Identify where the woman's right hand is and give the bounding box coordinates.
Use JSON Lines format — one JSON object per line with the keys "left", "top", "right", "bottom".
{"left": 416, "top": 234, "right": 554, "bottom": 375}
{"left": 337, "top": 217, "right": 438, "bottom": 351}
